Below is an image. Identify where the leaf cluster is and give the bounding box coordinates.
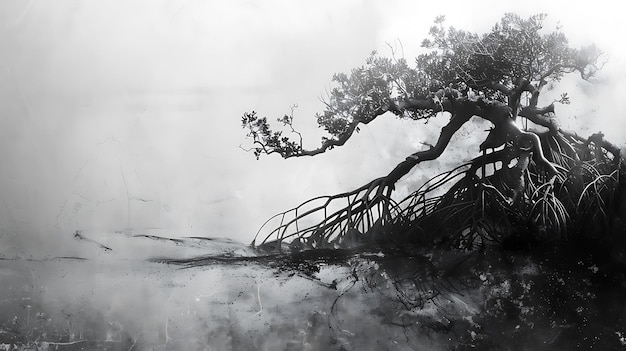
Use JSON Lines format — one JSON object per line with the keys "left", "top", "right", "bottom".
{"left": 241, "top": 111, "right": 303, "bottom": 159}
{"left": 419, "top": 13, "right": 601, "bottom": 93}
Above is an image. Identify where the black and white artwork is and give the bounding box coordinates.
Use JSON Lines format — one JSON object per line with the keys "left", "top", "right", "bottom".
{"left": 1, "top": 1, "right": 625, "bottom": 350}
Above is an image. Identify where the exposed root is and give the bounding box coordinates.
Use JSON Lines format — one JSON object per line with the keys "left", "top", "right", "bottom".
{"left": 253, "top": 129, "right": 624, "bottom": 253}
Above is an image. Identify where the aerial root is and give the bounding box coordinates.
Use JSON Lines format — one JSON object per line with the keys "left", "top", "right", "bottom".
{"left": 253, "top": 129, "right": 623, "bottom": 252}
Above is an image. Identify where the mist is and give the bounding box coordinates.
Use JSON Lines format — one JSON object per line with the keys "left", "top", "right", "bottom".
{"left": 1, "top": 1, "right": 625, "bottom": 350}
{"left": 0, "top": 0, "right": 624, "bottom": 256}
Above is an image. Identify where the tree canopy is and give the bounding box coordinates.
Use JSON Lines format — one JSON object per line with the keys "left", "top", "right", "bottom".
{"left": 240, "top": 13, "right": 623, "bottom": 254}
{"left": 242, "top": 13, "right": 601, "bottom": 160}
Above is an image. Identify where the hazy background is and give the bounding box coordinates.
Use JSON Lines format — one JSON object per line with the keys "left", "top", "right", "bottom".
{"left": 1, "top": 0, "right": 625, "bottom": 256}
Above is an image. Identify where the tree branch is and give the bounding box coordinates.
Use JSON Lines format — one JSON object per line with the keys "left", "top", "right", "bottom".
{"left": 385, "top": 100, "right": 476, "bottom": 184}
{"left": 275, "top": 92, "right": 452, "bottom": 159}
{"left": 519, "top": 103, "right": 557, "bottom": 132}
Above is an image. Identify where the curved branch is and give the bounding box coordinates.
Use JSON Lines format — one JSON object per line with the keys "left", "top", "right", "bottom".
{"left": 506, "top": 79, "right": 541, "bottom": 117}
{"left": 298, "top": 120, "right": 362, "bottom": 157}
{"left": 297, "top": 104, "right": 393, "bottom": 157}
{"left": 587, "top": 132, "right": 622, "bottom": 164}
{"left": 519, "top": 131, "right": 558, "bottom": 175}
{"left": 468, "top": 148, "right": 515, "bottom": 175}
{"left": 539, "top": 61, "right": 599, "bottom": 84}
{"left": 519, "top": 104, "right": 557, "bottom": 132}
{"left": 247, "top": 92, "right": 453, "bottom": 159}
{"left": 510, "top": 80, "right": 557, "bottom": 131}
{"left": 385, "top": 100, "right": 477, "bottom": 185}
{"left": 384, "top": 94, "right": 559, "bottom": 188}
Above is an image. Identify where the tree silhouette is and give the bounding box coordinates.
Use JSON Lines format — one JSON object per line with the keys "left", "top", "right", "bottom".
{"left": 241, "top": 14, "right": 623, "bottom": 253}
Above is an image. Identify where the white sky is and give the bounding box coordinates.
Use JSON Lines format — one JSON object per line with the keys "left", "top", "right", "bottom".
{"left": 0, "top": 0, "right": 624, "bottom": 253}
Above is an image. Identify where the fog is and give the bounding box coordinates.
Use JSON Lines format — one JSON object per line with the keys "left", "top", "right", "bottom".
{"left": 1, "top": 2, "right": 625, "bottom": 350}
{"left": 0, "top": 0, "right": 625, "bottom": 255}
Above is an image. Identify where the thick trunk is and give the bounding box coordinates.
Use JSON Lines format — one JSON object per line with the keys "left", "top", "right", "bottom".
{"left": 384, "top": 91, "right": 559, "bottom": 186}
{"left": 520, "top": 104, "right": 557, "bottom": 132}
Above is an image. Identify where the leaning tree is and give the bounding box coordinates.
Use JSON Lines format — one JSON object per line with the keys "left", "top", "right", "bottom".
{"left": 241, "top": 14, "right": 624, "bottom": 253}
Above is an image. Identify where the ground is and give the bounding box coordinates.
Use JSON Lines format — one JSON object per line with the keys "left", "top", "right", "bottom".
{"left": 1, "top": 230, "right": 626, "bottom": 350}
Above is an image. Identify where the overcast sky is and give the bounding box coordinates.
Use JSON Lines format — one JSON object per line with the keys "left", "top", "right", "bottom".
{"left": 1, "top": 0, "right": 625, "bottom": 254}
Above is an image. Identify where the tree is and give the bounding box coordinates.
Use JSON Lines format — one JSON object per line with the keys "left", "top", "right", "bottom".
{"left": 241, "top": 14, "right": 623, "bottom": 253}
